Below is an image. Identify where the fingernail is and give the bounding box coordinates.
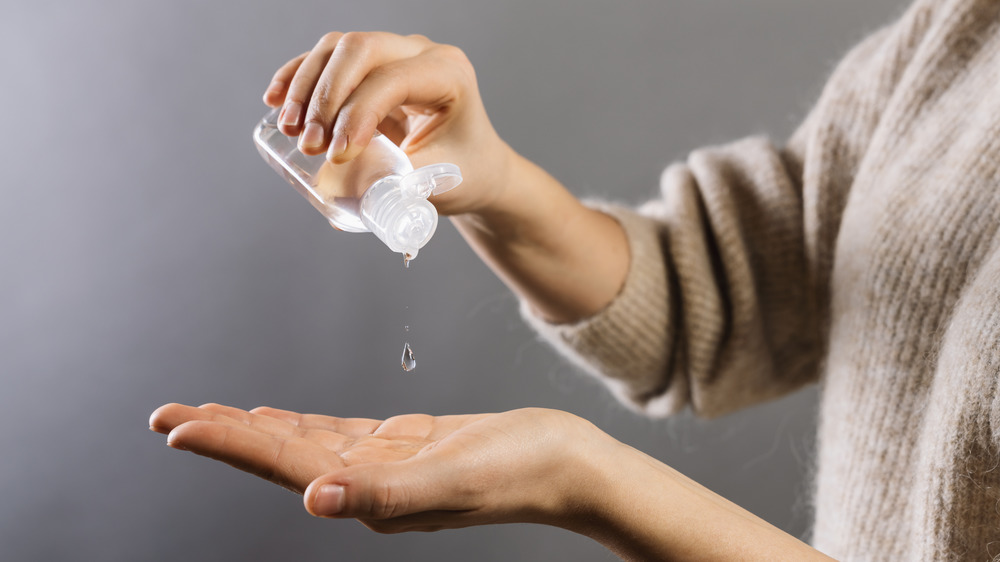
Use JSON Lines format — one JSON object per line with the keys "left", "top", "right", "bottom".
{"left": 299, "top": 122, "right": 325, "bottom": 151}
{"left": 328, "top": 131, "right": 348, "bottom": 162}
{"left": 165, "top": 434, "right": 188, "bottom": 451}
{"left": 313, "top": 485, "right": 345, "bottom": 515}
{"left": 279, "top": 102, "right": 302, "bottom": 129}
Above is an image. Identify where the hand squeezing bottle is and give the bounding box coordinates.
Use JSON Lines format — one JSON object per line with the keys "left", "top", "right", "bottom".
{"left": 252, "top": 108, "right": 462, "bottom": 260}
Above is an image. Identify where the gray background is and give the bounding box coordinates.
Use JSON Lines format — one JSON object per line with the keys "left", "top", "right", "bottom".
{"left": 2, "top": 0, "right": 904, "bottom": 560}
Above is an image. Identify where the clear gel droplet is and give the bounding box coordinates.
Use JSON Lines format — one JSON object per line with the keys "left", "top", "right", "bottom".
{"left": 401, "top": 342, "right": 416, "bottom": 372}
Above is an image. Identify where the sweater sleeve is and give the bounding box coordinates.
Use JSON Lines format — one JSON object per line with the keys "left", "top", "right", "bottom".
{"left": 522, "top": 139, "right": 817, "bottom": 419}
{"left": 521, "top": 2, "right": 935, "bottom": 418}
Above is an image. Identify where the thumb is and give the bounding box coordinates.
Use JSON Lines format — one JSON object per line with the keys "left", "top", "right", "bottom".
{"left": 303, "top": 460, "right": 450, "bottom": 520}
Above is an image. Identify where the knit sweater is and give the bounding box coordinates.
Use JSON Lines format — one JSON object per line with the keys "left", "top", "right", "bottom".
{"left": 522, "top": 0, "right": 1000, "bottom": 559}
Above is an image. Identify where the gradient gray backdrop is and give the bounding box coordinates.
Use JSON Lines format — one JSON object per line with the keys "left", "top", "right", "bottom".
{"left": 2, "top": 1, "right": 905, "bottom": 560}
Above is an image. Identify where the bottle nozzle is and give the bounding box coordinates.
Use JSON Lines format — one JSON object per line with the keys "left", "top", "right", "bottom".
{"left": 360, "top": 177, "right": 439, "bottom": 259}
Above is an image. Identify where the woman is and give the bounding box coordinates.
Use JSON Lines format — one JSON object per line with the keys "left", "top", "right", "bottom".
{"left": 150, "top": 0, "right": 1000, "bottom": 558}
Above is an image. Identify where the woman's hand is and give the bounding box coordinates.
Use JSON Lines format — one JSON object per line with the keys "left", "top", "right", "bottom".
{"left": 264, "top": 31, "right": 629, "bottom": 323}
{"left": 149, "top": 402, "right": 833, "bottom": 559}
{"left": 263, "top": 32, "right": 511, "bottom": 216}
{"left": 149, "top": 403, "right": 616, "bottom": 532}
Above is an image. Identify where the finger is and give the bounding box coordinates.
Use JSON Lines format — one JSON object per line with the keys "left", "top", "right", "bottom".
{"left": 250, "top": 409, "right": 486, "bottom": 442}
{"left": 251, "top": 406, "right": 383, "bottom": 438}
{"left": 168, "top": 420, "right": 344, "bottom": 493}
{"left": 298, "top": 32, "right": 425, "bottom": 155}
{"left": 279, "top": 32, "right": 344, "bottom": 136}
{"left": 149, "top": 402, "right": 245, "bottom": 435}
{"left": 263, "top": 51, "right": 308, "bottom": 107}
{"left": 199, "top": 403, "right": 299, "bottom": 437}
{"left": 327, "top": 45, "right": 467, "bottom": 164}
{"left": 199, "top": 403, "right": 354, "bottom": 452}
{"left": 377, "top": 107, "right": 410, "bottom": 146}
{"left": 303, "top": 457, "right": 469, "bottom": 519}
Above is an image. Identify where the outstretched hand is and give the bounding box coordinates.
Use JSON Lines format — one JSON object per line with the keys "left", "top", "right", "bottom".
{"left": 149, "top": 403, "right": 615, "bottom": 533}
{"left": 149, "top": 402, "right": 833, "bottom": 560}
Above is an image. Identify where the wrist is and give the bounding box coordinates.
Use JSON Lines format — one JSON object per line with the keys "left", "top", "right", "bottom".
{"left": 450, "top": 159, "right": 628, "bottom": 323}
{"left": 537, "top": 417, "right": 634, "bottom": 532}
{"left": 452, "top": 146, "right": 586, "bottom": 237}
{"left": 564, "top": 437, "right": 835, "bottom": 561}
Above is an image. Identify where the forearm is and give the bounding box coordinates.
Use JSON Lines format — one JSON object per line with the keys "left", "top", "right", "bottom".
{"left": 451, "top": 149, "right": 629, "bottom": 324}
{"left": 571, "top": 441, "right": 834, "bottom": 562}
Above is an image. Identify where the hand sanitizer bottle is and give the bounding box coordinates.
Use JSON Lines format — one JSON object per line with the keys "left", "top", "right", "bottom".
{"left": 252, "top": 108, "right": 462, "bottom": 260}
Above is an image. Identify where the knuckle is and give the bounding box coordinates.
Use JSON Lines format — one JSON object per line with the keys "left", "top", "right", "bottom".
{"left": 319, "top": 31, "right": 343, "bottom": 46}
{"left": 306, "top": 86, "right": 334, "bottom": 118}
{"left": 284, "top": 92, "right": 308, "bottom": 105}
{"left": 339, "top": 31, "right": 373, "bottom": 54}
{"left": 368, "top": 63, "right": 401, "bottom": 81}
{"left": 258, "top": 440, "right": 285, "bottom": 483}
{"left": 332, "top": 106, "right": 353, "bottom": 132}
{"left": 432, "top": 44, "right": 476, "bottom": 84}
{"left": 334, "top": 106, "right": 379, "bottom": 136}
{"left": 370, "top": 478, "right": 409, "bottom": 520}
{"left": 406, "top": 33, "right": 430, "bottom": 45}
{"left": 434, "top": 43, "right": 470, "bottom": 65}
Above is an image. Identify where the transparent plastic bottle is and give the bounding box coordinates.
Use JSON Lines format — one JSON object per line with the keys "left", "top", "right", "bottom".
{"left": 252, "top": 107, "right": 462, "bottom": 260}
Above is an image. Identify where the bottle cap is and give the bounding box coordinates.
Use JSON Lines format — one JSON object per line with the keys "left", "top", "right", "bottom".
{"left": 367, "top": 163, "right": 461, "bottom": 259}
{"left": 377, "top": 194, "right": 438, "bottom": 259}
{"left": 399, "top": 163, "right": 463, "bottom": 198}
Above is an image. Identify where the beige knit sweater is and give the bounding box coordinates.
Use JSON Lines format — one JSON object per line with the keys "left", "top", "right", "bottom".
{"left": 522, "top": 0, "right": 1000, "bottom": 559}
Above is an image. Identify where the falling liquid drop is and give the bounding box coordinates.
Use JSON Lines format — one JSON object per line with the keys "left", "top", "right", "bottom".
{"left": 403, "top": 253, "right": 412, "bottom": 268}
{"left": 401, "top": 342, "right": 416, "bottom": 372}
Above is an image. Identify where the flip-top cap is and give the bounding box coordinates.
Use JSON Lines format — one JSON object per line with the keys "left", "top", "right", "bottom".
{"left": 399, "top": 163, "right": 463, "bottom": 198}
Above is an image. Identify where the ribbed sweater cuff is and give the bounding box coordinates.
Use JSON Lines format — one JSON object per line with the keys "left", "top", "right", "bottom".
{"left": 520, "top": 203, "right": 682, "bottom": 416}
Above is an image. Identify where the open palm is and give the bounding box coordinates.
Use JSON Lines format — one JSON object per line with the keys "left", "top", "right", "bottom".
{"left": 149, "top": 403, "right": 600, "bottom": 532}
